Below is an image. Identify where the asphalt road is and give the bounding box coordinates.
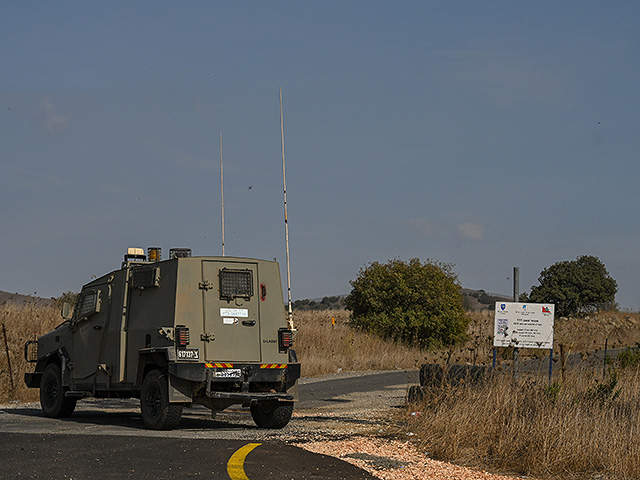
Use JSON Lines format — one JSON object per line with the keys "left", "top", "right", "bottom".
{"left": 0, "top": 370, "right": 418, "bottom": 480}
{"left": 0, "top": 433, "right": 373, "bottom": 479}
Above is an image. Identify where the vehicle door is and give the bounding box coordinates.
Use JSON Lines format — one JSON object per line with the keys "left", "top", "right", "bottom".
{"left": 70, "top": 284, "right": 108, "bottom": 385}
{"left": 201, "top": 261, "right": 260, "bottom": 362}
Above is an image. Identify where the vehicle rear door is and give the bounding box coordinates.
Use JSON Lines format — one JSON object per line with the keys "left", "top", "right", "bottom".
{"left": 201, "top": 261, "right": 260, "bottom": 362}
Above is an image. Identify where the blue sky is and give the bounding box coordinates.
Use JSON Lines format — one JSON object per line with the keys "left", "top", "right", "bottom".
{"left": 2, "top": 2, "right": 640, "bottom": 309}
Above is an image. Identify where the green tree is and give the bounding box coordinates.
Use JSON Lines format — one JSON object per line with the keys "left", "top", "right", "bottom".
{"left": 527, "top": 255, "right": 617, "bottom": 317}
{"left": 345, "top": 258, "right": 469, "bottom": 348}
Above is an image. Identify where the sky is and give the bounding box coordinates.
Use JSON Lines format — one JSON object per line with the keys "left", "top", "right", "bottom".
{"left": 2, "top": 2, "right": 640, "bottom": 309}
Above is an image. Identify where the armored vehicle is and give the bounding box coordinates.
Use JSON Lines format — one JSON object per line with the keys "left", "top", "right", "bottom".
{"left": 24, "top": 247, "right": 300, "bottom": 430}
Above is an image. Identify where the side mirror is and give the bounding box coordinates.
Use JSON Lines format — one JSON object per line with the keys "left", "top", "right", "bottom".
{"left": 61, "top": 302, "right": 72, "bottom": 320}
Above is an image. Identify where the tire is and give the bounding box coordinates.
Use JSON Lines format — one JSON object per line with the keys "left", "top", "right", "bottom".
{"left": 250, "top": 401, "right": 293, "bottom": 429}
{"left": 40, "top": 364, "right": 77, "bottom": 418}
{"left": 140, "top": 369, "right": 183, "bottom": 430}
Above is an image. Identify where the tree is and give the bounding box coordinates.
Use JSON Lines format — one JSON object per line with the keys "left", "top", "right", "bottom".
{"left": 344, "top": 258, "right": 469, "bottom": 348}
{"left": 527, "top": 255, "right": 617, "bottom": 317}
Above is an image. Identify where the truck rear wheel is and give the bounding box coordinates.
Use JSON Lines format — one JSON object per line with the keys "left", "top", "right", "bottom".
{"left": 40, "top": 364, "right": 77, "bottom": 418}
{"left": 250, "top": 401, "right": 293, "bottom": 429}
{"left": 140, "top": 369, "right": 183, "bottom": 430}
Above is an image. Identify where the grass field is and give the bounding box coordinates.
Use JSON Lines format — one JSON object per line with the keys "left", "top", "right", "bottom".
{"left": 0, "top": 302, "right": 60, "bottom": 404}
{"left": 402, "top": 366, "right": 640, "bottom": 479}
{"left": 2, "top": 302, "right": 640, "bottom": 478}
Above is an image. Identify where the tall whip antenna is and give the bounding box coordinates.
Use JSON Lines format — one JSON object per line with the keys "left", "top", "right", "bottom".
{"left": 220, "top": 132, "right": 225, "bottom": 257}
{"left": 280, "top": 87, "right": 294, "bottom": 329}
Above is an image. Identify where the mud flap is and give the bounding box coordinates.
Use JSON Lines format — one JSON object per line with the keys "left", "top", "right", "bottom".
{"left": 168, "top": 374, "right": 192, "bottom": 403}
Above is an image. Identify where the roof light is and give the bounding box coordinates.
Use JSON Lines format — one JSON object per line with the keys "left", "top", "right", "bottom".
{"left": 123, "top": 247, "right": 146, "bottom": 265}
{"left": 169, "top": 248, "right": 192, "bottom": 259}
{"left": 148, "top": 247, "right": 162, "bottom": 262}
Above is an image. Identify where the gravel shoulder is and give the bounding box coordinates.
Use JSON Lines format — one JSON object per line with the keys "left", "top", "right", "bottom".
{"left": 290, "top": 370, "right": 520, "bottom": 480}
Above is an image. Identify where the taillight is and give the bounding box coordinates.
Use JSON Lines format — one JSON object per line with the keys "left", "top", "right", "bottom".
{"left": 175, "top": 325, "right": 190, "bottom": 347}
{"left": 278, "top": 328, "right": 292, "bottom": 353}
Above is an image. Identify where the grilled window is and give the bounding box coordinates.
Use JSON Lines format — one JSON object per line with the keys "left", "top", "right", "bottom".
{"left": 131, "top": 266, "right": 160, "bottom": 288}
{"left": 76, "top": 289, "right": 101, "bottom": 319}
{"left": 219, "top": 268, "right": 253, "bottom": 300}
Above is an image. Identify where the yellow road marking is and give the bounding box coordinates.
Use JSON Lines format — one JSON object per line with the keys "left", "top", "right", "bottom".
{"left": 227, "top": 443, "right": 262, "bottom": 480}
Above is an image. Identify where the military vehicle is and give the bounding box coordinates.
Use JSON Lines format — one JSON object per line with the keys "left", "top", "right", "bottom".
{"left": 24, "top": 247, "right": 300, "bottom": 430}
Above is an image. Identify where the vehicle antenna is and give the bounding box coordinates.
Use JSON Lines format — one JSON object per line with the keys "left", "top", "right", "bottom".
{"left": 280, "top": 87, "right": 294, "bottom": 329}
{"left": 220, "top": 132, "right": 225, "bottom": 257}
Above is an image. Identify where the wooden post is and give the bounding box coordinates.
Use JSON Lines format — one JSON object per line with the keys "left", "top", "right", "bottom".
{"left": 559, "top": 343, "right": 566, "bottom": 384}
{"left": 2, "top": 324, "right": 14, "bottom": 391}
{"left": 603, "top": 338, "right": 608, "bottom": 379}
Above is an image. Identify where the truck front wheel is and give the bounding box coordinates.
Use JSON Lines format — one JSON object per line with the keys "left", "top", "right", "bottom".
{"left": 40, "top": 364, "right": 76, "bottom": 418}
{"left": 140, "top": 369, "right": 183, "bottom": 430}
{"left": 250, "top": 401, "right": 293, "bottom": 429}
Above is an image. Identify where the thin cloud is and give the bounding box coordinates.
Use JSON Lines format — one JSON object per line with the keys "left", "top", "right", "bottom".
{"left": 39, "top": 100, "right": 69, "bottom": 133}
{"left": 408, "top": 218, "right": 433, "bottom": 235}
{"left": 458, "top": 222, "right": 484, "bottom": 240}
{"left": 431, "top": 49, "right": 567, "bottom": 107}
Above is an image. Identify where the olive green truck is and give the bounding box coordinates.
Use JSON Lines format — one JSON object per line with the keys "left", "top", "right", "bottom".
{"left": 24, "top": 248, "right": 300, "bottom": 430}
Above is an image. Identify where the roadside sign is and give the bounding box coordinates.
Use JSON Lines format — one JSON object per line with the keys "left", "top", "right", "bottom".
{"left": 493, "top": 302, "right": 555, "bottom": 349}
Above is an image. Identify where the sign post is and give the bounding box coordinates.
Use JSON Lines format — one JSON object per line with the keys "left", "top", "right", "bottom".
{"left": 494, "top": 302, "right": 555, "bottom": 382}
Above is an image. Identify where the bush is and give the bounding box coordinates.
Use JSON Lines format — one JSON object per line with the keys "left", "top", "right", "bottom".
{"left": 345, "top": 258, "right": 469, "bottom": 348}
{"left": 527, "top": 255, "right": 617, "bottom": 317}
{"left": 618, "top": 347, "right": 640, "bottom": 369}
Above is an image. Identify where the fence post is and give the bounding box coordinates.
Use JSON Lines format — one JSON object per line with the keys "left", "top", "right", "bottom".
{"left": 603, "top": 338, "right": 608, "bottom": 379}
{"left": 559, "top": 343, "right": 566, "bottom": 383}
{"left": 2, "top": 323, "right": 14, "bottom": 391}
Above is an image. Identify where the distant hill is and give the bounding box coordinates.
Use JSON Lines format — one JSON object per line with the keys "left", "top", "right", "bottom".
{"left": 292, "top": 289, "right": 511, "bottom": 312}
{"left": 292, "top": 295, "right": 345, "bottom": 311}
{"left": 0, "top": 290, "right": 54, "bottom": 307}
{"left": 460, "top": 289, "right": 512, "bottom": 312}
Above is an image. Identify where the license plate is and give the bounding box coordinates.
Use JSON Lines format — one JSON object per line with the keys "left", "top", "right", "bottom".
{"left": 177, "top": 348, "right": 200, "bottom": 361}
{"left": 214, "top": 368, "right": 242, "bottom": 378}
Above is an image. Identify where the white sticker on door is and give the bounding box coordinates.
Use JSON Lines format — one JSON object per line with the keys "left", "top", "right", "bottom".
{"left": 220, "top": 308, "right": 249, "bottom": 318}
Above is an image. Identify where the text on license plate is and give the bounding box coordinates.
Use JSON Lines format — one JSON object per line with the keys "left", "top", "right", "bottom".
{"left": 177, "top": 348, "right": 200, "bottom": 361}
{"left": 214, "top": 368, "right": 242, "bottom": 378}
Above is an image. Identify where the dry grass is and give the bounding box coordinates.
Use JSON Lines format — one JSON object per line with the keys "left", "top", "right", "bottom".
{"left": 0, "top": 302, "right": 60, "bottom": 404}
{"left": 403, "top": 367, "right": 640, "bottom": 479}
{"left": 293, "top": 310, "right": 426, "bottom": 377}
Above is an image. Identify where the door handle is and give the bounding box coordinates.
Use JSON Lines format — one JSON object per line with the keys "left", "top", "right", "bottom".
{"left": 242, "top": 320, "right": 256, "bottom": 327}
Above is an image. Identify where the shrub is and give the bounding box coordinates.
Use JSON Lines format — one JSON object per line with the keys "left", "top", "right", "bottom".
{"left": 345, "top": 258, "right": 469, "bottom": 348}
{"left": 618, "top": 347, "right": 640, "bottom": 369}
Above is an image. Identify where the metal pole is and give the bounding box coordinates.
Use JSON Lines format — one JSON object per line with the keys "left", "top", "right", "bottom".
{"left": 2, "top": 324, "right": 14, "bottom": 391}
{"left": 280, "top": 87, "right": 293, "bottom": 330}
{"left": 513, "top": 267, "right": 520, "bottom": 381}
{"left": 548, "top": 347, "right": 553, "bottom": 385}
{"left": 220, "top": 133, "right": 225, "bottom": 257}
